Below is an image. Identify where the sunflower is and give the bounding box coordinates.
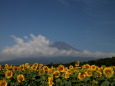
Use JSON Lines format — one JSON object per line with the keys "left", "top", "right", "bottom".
{"left": 74, "top": 69, "right": 79, "bottom": 73}
{"left": 78, "top": 73, "right": 86, "bottom": 80}
{"left": 39, "top": 69, "right": 45, "bottom": 74}
{"left": 5, "top": 70, "right": 13, "bottom": 79}
{"left": 33, "top": 63, "right": 39, "bottom": 67}
{"left": 31, "top": 66, "right": 38, "bottom": 71}
{"left": 75, "top": 67, "right": 81, "bottom": 69}
{"left": 64, "top": 67, "right": 68, "bottom": 71}
{"left": 51, "top": 66, "right": 55, "bottom": 70}
{"left": 103, "top": 67, "right": 114, "bottom": 78}
{"left": 69, "top": 65, "right": 74, "bottom": 69}
{"left": 65, "top": 72, "right": 70, "bottom": 79}
{"left": 57, "top": 65, "right": 65, "bottom": 72}
{"left": 9, "top": 65, "right": 13, "bottom": 69}
{"left": 0, "top": 65, "right": 2, "bottom": 70}
{"left": 4, "top": 64, "right": 9, "bottom": 69}
{"left": 82, "top": 64, "right": 90, "bottom": 69}
{"left": 19, "top": 65, "right": 25, "bottom": 71}
{"left": 101, "top": 65, "right": 106, "bottom": 69}
{"left": 12, "top": 66, "right": 18, "bottom": 71}
{"left": 39, "top": 64, "right": 43, "bottom": 69}
{"left": 75, "top": 61, "right": 80, "bottom": 66}
{"left": 91, "top": 65, "right": 97, "bottom": 71}
{"left": 85, "top": 69, "right": 92, "bottom": 77}
{"left": 53, "top": 71, "right": 60, "bottom": 78}
{"left": 48, "top": 68, "right": 53, "bottom": 74}
{"left": 48, "top": 77, "right": 54, "bottom": 86}
{"left": 96, "top": 71, "right": 102, "bottom": 77}
{"left": 65, "top": 69, "right": 71, "bottom": 75}
{"left": 43, "top": 66, "right": 49, "bottom": 72}
{"left": 17, "top": 74, "right": 25, "bottom": 83}
{"left": 0, "top": 80, "right": 8, "bottom": 86}
{"left": 24, "top": 63, "right": 30, "bottom": 69}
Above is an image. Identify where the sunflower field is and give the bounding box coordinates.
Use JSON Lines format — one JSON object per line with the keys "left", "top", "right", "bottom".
{"left": 0, "top": 61, "right": 115, "bottom": 86}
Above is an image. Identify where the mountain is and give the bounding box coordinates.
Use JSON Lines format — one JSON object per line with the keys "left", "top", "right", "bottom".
{"left": 50, "top": 42, "right": 80, "bottom": 51}
{"left": 0, "top": 42, "right": 97, "bottom": 65}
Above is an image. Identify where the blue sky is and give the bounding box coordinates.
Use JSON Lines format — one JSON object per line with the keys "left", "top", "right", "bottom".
{"left": 0, "top": 0, "right": 115, "bottom": 53}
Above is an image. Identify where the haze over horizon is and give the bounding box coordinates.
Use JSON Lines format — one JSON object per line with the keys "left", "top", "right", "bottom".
{"left": 0, "top": 0, "right": 115, "bottom": 62}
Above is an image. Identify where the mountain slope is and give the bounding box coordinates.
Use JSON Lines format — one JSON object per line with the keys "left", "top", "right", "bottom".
{"left": 50, "top": 42, "right": 80, "bottom": 51}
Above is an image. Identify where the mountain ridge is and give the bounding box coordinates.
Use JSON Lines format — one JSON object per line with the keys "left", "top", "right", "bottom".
{"left": 50, "top": 41, "right": 80, "bottom": 51}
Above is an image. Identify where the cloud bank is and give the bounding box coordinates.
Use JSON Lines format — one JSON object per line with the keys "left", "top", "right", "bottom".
{"left": 1, "top": 34, "right": 115, "bottom": 62}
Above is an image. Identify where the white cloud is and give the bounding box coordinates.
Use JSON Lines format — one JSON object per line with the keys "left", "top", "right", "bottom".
{"left": 24, "top": 36, "right": 28, "bottom": 39}
{"left": 77, "top": 50, "right": 115, "bottom": 58}
{"left": 1, "top": 34, "right": 79, "bottom": 61}
{"left": 1, "top": 34, "right": 115, "bottom": 62}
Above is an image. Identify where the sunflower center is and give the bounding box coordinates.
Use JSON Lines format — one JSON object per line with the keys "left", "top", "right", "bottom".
{"left": 7, "top": 73, "right": 11, "bottom": 76}
{"left": 80, "top": 73, "right": 85, "bottom": 78}
{"left": 1, "top": 82, "right": 5, "bottom": 86}
{"left": 105, "top": 70, "right": 112, "bottom": 74}
{"left": 60, "top": 67, "right": 63, "bottom": 70}
{"left": 19, "top": 77, "right": 24, "bottom": 82}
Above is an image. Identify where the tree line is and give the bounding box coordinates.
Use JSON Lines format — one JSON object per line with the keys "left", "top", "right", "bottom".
{"left": 47, "top": 57, "right": 115, "bottom": 67}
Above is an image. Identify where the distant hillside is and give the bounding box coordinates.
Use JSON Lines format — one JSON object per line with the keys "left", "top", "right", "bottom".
{"left": 82, "top": 57, "right": 115, "bottom": 67}
{"left": 0, "top": 57, "right": 97, "bottom": 65}
{"left": 58, "top": 57, "right": 115, "bottom": 67}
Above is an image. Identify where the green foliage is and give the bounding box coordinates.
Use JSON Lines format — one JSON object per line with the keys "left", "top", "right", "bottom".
{"left": 1, "top": 58, "right": 115, "bottom": 86}
{"left": 82, "top": 57, "right": 115, "bottom": 67}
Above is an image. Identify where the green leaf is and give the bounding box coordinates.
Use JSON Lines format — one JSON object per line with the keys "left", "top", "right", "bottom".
{"left": 96, "top": 76, "right": 105, "bottom": 81}
{"left": 101, "top": 81, "right": 110, "bottom": 86}
{"left": 82, "top": 76, "right": 90, "bottom": 82}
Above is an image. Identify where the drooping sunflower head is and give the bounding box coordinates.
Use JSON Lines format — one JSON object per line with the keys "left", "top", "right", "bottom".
{"left": 5, "top": 70, "right": 13, "bottom": 79}
{"left": 4, "top": 64, "right": 9, "bottom": 69}
{"left": 17, "top": 74, "right": 25, "bottom": 83}
{"left": 103, "top": 67, "right": 114, "bottom": 78}
{"left": 48, "top": 77, "right": 54, "bottom": 86}
{"left": 96, "top": 71, "right": 102, "bottom": 77}
{"left": 39, "top": 64, "right": 43, "bottom": 68}
{"left": 12, "top": 66, "right": 18, "bottom": 71}
{"left": 75, "top": 61, "right": 80, "bottom": 66}
{"left": 19, "top": 65, "right": 25, "bottom": 71}
{"left": 48, "top": 68, "right": 53, "bottom": 74}
{"left": 53, "top": 71, "right": 60, "bottom": 78}
{"left": 8, "top": 66, "right": 11, "bottom": 69}
{"left": 24, "top": 63, "right": 30, "bottom": 69}
{"left": 32, "top": 63, "right": 39, "bottom": 67}
{"left": 51, "top": 66, "right": 55, "bottom": 70}
{"left": 65, "top": 72, "right": 70, "bottom": 79}
{"left": 39, "top": 69, "right": 45, "bottom": 75}
{"left": 31, "top": 66, "right": 38, "bottom": 71}
{"left": 0, "top": 80, "right": 8, "bottom": 86}
{"left": 101, "top": 65, "right": 106, "bottom": 69}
